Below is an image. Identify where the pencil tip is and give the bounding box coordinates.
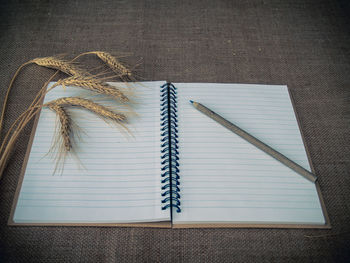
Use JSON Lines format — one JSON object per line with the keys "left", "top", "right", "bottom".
{"left": 189, "top": 100, "right": 194, "bottom": 104}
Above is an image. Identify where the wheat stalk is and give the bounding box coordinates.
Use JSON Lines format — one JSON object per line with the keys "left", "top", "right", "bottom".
{"left": 0, "top": 51, "right": 135, "bottom": 179}
{"left": 0, "top": 106, "right": 41, "bottom": 178}
{"left": 48, "top": 104, "right": 72, "bottom": 152}
{"left": 52, "top": 76, "right": 129, "bottom": 102}
{"left": 0, "top": 56, "right": 87, "bottom": 137}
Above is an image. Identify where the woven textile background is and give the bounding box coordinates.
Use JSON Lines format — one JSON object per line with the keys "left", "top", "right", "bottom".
{"left": 0, "top": 0, "right": 349, "bottom": 262}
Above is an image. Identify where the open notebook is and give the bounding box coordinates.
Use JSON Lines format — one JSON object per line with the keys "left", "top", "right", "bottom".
{"left": 9, "top": 81, "right": 329, "bottom": 228}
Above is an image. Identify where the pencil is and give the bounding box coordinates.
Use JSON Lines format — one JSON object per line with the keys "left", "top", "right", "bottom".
{"left": 189, "top": 100, "right": 317, "bottom": 183}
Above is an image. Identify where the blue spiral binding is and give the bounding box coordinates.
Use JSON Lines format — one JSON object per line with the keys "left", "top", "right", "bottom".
{"left": 160, "top": 83, "right": 181, "bottom": 213}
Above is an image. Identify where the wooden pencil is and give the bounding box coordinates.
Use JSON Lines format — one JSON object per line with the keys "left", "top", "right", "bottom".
{"left": 190, "top": 100, "right": 317, "bottom": 183}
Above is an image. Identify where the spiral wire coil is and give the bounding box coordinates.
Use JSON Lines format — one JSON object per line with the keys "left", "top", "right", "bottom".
{"left": 160, "top": 83, "right": 181, "bottom": 213}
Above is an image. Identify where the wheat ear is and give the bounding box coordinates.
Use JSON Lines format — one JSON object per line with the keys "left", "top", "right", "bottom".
{"left": 31, "top": 57, "right": 84, "bottom": 77}
{"left": 48, "top": 105, "right": 72, "bottom": 152}
{"left": 52, "top": 76, "right": 129, "bottom": 102}
{"left": 81, "top": 51, "right": 132, "bottom": 77}
{"left": 45, "top": 97, "right": 126, "bottom": 122}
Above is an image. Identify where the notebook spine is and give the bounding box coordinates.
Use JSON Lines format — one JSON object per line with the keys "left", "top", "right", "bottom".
{"left": 160, "top": 83, "right": 181, "bottom": 213}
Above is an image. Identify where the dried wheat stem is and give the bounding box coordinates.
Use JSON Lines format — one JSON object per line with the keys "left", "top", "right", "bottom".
{"left": 45, "top": 97, "right": 126, "bottom": 122}
{"left": 0, "top": 71, "right": 57, "bottom": 157}
{"left": 48, "top": 105, "right": 72, "bottom": 152}
{"left": 0, "top": 105, "right": 41, "bottom": 156}
{"left": 0, "top": 107, "right": 41, "bottom": 179}
{"left": 0, "top": 72, "right": 59, "bottom": 178}
{"left": 0, "top": 61, "right": 32, "bottom": 138}
{"left": 52, "top": 76, "right": 129, "bottom": 102}
{"left": 0, "top": 133, "right": 18, "bottom": 179}
{"left": 2, "top": 71, "right": 61, "bottom": 153}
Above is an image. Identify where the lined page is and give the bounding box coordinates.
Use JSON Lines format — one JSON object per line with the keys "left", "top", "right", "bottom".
{"left": 173, "top": 83, "right": 325, "bottom": 225}
{"left": 13, "top": 81, "right": 170, "bottom": 223}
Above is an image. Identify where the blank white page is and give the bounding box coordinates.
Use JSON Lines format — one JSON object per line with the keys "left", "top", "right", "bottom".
{"left": 173, "top": 83, "right": 326, "bottom": 225}
{"left": 13, "top": 81, "right": 170, "bottom": 223}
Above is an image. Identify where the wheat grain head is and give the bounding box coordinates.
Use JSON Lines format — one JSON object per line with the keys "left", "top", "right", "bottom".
{"left": 31, "top": 57, "right": 84, "bottom": 77}
{"left": 53, "top": 76, "right": 129, "bottom": 102}
{"left": 48, "top": 104, "right": 72, "bottom": 152}
{"left": 45, "top": 97, "right": 126, "bottom": 122}
{"left": 90, "top": 51, "right": 132, "bottom": 77}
